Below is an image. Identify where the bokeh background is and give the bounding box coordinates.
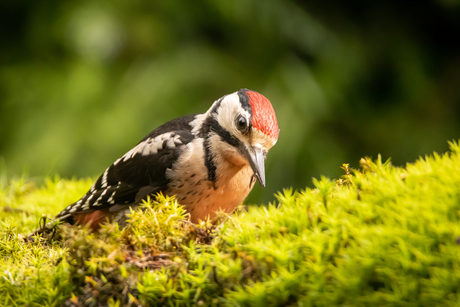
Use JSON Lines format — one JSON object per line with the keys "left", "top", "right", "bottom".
{"left": 1, "top": 0, "right": 460, "bottom": 204}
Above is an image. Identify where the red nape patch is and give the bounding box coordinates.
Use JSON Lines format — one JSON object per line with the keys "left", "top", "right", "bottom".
{"left": 246, "top": 91, "right": 279, "bottom": 140}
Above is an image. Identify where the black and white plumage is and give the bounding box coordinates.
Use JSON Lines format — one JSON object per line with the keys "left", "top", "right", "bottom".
{"left": 38, "top": 89, "right": 279, "bottom": 232}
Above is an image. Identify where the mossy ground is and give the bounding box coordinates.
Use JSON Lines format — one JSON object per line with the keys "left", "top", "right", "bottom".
{"left": 2, "top": 142, "right": 460, "bottom": 306}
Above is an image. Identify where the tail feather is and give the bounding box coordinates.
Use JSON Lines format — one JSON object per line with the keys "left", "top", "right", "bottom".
{"left": 27, "top": 209, "right": 112, "bottom": 241}
{"left": 30, "top": 213, "right": 73, "bottom": 239}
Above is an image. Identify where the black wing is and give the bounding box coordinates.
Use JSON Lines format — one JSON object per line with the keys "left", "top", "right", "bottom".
{"left": 57, "top": 114, "right": 197, "bottom": 220}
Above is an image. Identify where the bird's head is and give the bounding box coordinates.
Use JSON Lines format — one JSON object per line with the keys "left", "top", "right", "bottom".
{"left": 201, "top": 89, "right": 279, "bottom": 187}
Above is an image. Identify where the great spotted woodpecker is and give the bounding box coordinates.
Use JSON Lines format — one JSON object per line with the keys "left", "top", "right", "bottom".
{"left": 36, "top": 89, "right": 279, "bottom": 232}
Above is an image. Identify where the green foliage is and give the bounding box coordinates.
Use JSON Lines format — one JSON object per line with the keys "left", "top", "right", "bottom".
{"left": 3, "top": 142, "right": 460, "bottom": 306}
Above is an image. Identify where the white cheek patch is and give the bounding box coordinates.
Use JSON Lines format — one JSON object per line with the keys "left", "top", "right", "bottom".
{"left": 213, "top": 93, "right": 251, "bottom": 138}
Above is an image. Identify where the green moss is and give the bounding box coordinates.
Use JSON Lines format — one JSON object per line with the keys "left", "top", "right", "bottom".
{"left": 2, "top": 142, "right": 460, "bottom": 306}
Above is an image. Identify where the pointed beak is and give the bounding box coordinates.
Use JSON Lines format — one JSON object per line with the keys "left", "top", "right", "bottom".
{"left": 246, "top": 146, "right": 266, "bottom": 187}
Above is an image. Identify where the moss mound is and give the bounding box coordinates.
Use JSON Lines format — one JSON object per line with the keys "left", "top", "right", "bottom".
{"left": 2, "top": 141, "right": 460, "bottom": 306}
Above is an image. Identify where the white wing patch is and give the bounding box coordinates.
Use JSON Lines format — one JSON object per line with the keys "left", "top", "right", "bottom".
{"left": 101, "top": 168, "right": 109, "bottom": 188}
{"left": 190, "top": 113, "right": 207, "bottom": 135}
{"left": 107, "top": 190, "right": 116, "bottom": 204}
{"left": 94, "top": 189, "right": 108, "bottom": 206}
{"left": 121, "top": 132, "right": 182, "bottom": 162}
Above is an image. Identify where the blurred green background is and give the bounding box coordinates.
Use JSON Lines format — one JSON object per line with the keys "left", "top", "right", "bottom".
{"left": 1, "top": 0, "right": 460, "bottom": 204}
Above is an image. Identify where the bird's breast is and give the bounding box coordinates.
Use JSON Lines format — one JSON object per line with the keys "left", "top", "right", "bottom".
{"left": 165, "top": 142, "right": 256, "bottom": 223}
{"left": 166, "top": 164, "right": 255, "bottom": 223}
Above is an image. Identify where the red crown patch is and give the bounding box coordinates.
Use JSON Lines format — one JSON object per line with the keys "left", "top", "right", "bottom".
{"left": 246, "top": 91, "right": 279, "bottom": 140}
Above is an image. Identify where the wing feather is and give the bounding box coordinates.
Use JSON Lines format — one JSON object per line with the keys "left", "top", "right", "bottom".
{"left": 56, "top": 114, "right": 197, "bottom": 220}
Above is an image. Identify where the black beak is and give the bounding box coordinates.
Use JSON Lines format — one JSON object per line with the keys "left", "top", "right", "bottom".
{"left": 246, "top": 146, "right": 266, "bottom": 187}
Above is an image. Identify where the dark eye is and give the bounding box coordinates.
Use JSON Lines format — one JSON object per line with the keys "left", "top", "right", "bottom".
{"left": 236, "top": 116, "right": 248, "bottom": 133}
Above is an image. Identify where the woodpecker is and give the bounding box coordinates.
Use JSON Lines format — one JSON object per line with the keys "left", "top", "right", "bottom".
{"left": 36, "top": 89, "right": 279, "bottom": 233}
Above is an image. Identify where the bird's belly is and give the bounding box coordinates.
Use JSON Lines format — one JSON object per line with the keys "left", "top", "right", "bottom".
{"left": 184, "top": 185, "right": 248, "bottom": 223}
{"left": 166, "top": 165, "right": 256, "bottom": 223}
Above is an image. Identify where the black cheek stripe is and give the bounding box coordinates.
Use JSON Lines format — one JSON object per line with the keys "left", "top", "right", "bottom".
{"left": 201, "top": 117, "right": 245, "bottom": 185}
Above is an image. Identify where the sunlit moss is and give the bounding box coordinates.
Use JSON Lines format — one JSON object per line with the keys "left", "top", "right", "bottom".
{"left": 2, "top": 141, "right": 460, "bottom": 306}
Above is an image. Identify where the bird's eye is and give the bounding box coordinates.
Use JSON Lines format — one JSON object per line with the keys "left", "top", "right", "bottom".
{"left": 236, "top": 116, "right": 248, "bottom": 133}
